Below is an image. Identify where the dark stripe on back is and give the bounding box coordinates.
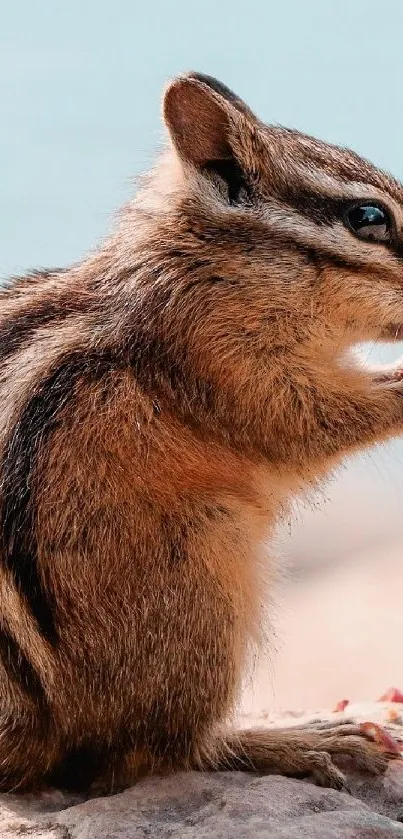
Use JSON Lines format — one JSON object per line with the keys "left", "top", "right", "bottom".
{"left": 0, "top": 626, "right": 48, "bottom": 708}
{"left": 2, "top": 268, "right": 65, "bottom": 291}
{"left": 0, "top": 320, "right": 224, "bottom": 646}
{"left": 0, "top": 266, "right": 150, "bottom": 366}
{"left": 0, "top": 291, "right": 89, "bottom": 365}
{"left": 1, "top": 349, "right": 117, "bottom": 645}
{"left": 0, "top": 303, "right": 68, "bottom": 363}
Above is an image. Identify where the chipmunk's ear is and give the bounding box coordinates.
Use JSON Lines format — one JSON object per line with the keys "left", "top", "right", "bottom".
{"left": 183, "top": 73, "right": 257, "bottom": 121}
{"left": 163, "top": 73, "right": 252, "bottom": 170}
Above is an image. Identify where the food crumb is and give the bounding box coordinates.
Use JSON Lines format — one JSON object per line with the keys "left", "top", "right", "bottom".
{"left": 333, "top": 699, "right": 349, "bottom": 712}
{"left": 378, "top": 687, "right": 403, "bottom": 703}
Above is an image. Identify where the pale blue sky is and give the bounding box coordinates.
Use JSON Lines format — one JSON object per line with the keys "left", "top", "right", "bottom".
{"left": 2, "top": 0, "right": 403, "bottom": 279}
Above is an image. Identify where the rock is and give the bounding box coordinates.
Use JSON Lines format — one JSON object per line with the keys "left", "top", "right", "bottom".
{"left": 57, "top": 771, "right": 403, "bottom": 838}
{"left": 2, "top": 770, "right": 403, "bottom": 839}
{"left": 2, "top": 704, "right": 403, "bottom": 838}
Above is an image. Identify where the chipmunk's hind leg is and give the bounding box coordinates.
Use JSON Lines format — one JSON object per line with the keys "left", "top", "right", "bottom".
{"left": 199, "top": 723, "right": 396, "bottom": 790}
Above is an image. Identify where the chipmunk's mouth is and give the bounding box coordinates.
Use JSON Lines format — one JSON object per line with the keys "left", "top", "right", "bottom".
{"left": 372, "top": 367, "right": 403, "bottom": 385}
{"left": 355, "top": 335, "right": 403, "bottom": 384}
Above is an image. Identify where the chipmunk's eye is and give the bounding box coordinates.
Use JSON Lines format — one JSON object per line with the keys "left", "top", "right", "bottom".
{"left": 344, "top": 202, "right": 391, "bottom": 243}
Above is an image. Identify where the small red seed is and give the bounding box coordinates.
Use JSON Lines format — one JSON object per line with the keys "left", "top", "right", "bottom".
{"left": 378, "top": 688, "right": 403, "bottom": 703}
{"left": 333, "top": 699, "right": 349, "bottom": 712}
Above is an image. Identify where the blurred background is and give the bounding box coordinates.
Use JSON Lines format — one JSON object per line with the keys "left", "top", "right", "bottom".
{"left": 1, "top": 0, "right": 403, "bottom": 713}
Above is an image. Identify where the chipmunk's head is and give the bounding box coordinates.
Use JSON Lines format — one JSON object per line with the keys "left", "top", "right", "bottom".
{"left": 160, "top": 73, "right": 403, "bottom": 377}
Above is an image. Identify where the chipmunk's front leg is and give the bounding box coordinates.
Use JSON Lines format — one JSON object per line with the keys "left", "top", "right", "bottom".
{"left": 291, "top": 375, "right": 403, "bottom": 465}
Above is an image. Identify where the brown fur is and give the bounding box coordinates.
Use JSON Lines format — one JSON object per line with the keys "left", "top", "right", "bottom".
{"left": 0, "top": 72, "right": 403, "bottom": 792}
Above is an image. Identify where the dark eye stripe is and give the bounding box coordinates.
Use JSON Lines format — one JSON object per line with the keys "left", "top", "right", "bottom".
{"left": 277, "top": 187, "right": 346, "bottom": 225}
{"left": 269, "top": 185, "right": 401, "bottom": 254}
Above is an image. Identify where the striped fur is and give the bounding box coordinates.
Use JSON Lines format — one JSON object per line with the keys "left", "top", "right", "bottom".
{"left": 1, "top": 349, "right": 120, "bottom": 644}
{"left": 0, "top": 73, "right": 402, "bottom": 791}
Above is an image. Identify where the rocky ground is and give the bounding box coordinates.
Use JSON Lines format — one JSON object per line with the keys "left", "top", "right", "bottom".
{"left": 3, "top": 702, "right": 403, "bottom": 838}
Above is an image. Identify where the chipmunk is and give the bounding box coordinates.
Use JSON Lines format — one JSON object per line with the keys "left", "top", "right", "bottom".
{"left": 1, "top": 71, "right": 403, "bottom": 793}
